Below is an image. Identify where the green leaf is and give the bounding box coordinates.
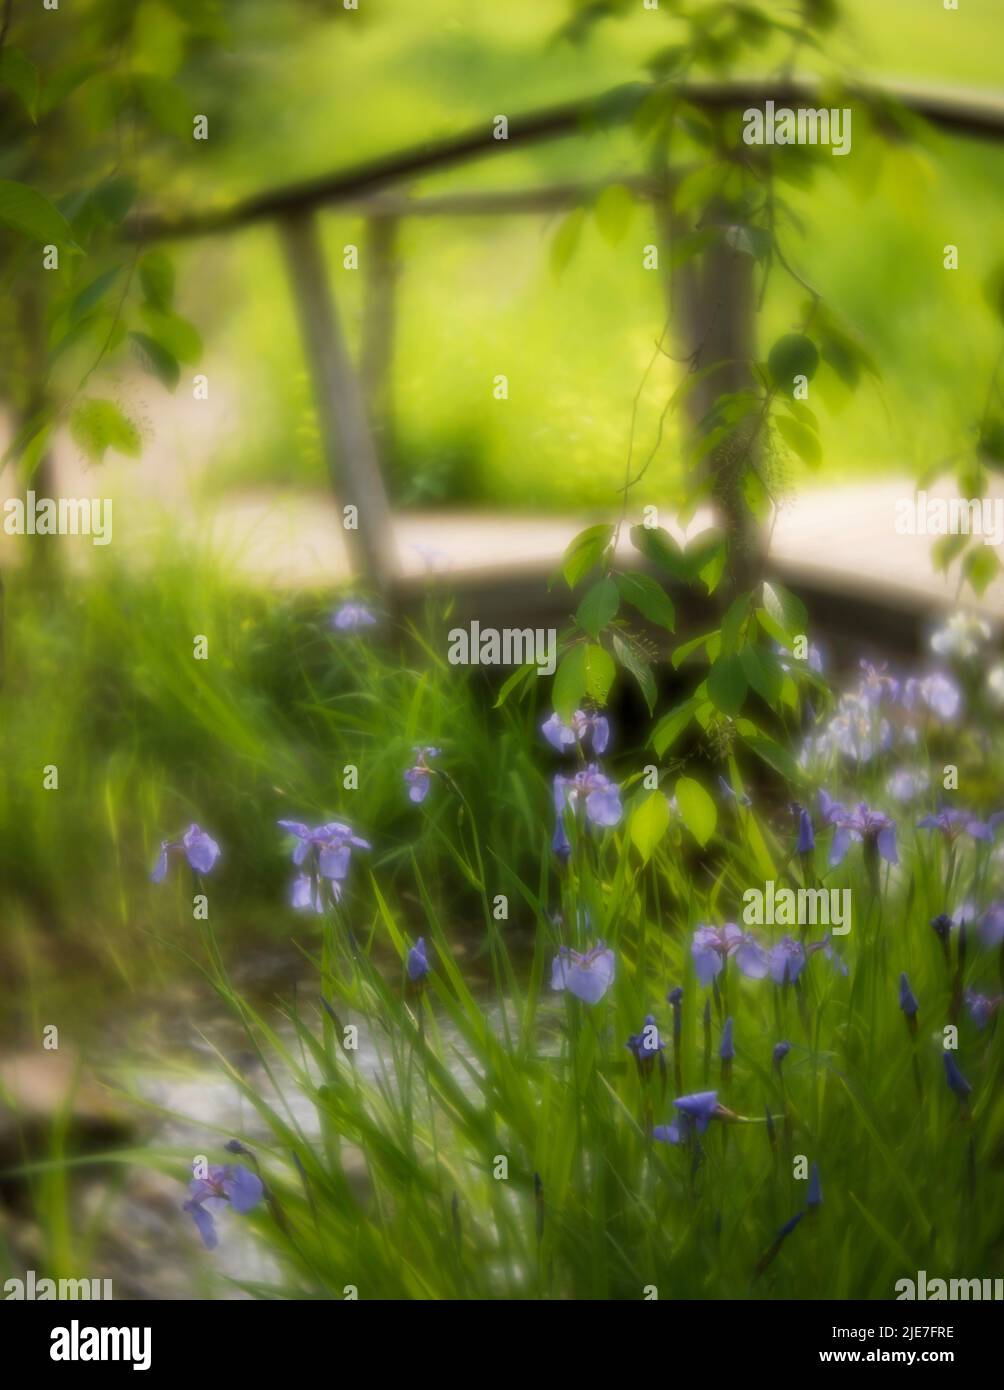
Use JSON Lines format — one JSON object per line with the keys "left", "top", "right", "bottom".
{"left": 755, "top": 606, "right": 790, "bottom": 649}
{"left": 931, "top": 532, "right": 968, "bottom": 575}
{"left": 132, "top": 1, "right": 187, "bottom": 79}
{"left": 140, "top": 306, "right": 202, "bottom": 364}
{"left": 672, "top": 629, "right": 715, "bottom": 670}
{"left": 2, "top": 405, "right": 54, "bottom": 468}
{"left": 963, "top": 545, "right": 1000, "bottom": 597}
{"left": 616, "top": 571, "right": 675, "bottom": 630}
{"left": 39, "top": 58, "right": 101, "bottom": 118}
{"left": 739, "top": 644, "right": 783, "bottom": 703}
{"left": 576, "top": 577, "right": 619, "bottom": 638}
{"left": 89, "top": 175, "right": 138, "bottom": 227}
{"left": 629, "top": 792, "right": 670, "bottom": 863}
{"left": 675, "top": 776, "right": 717, "bottom": 848}
{"left": 775, "top": 414, "right": 822, "bottom": 469}
{"left": 652, "top": 697, "right": 698, "bottom": 756}
{"left": 742, "top": 466, "right": 772, "bottom": 523}
{"left": 668, "top": 227, "right": 717, "bottom": 268}
{"left": 0, "top": 180, "right": 76, "bottom": 246}
{"left": 560, "top": 523, "right": 613, "bottom": 589}
{"left": 742, "top": 732, "right": 803, "bottom": 787}
{"left": 767, "top": 333, "right": 820, "bottom": 396}
{"left": 673, "top": 162, "right": 734, "bottom": 215}
{"left": 724, "top": 223, "right": 772, "bottom": 260}
{"left": 70, "top": 399, "right": 142, "bottom": 463}
{"left": 719, "top": 594, "right": 751, "bottom": 654}
{"left": 612, "top": 633, "right": 656, "bottom": 714}
{"left": 552, "top": 647, "right": 587, "bottom": 723}
{"left": 551, "top": 207, "right": 586, "bottom": 278}
{"left": 139, "top": 250, "right": 176, "bottom": 311}
{"left": 630, "top": 524, "right": 689, "bottom": 580}
{"left": 978, "top": 416, "right": 1004, "bottom": 468}
{"left": 19, "top": 422, "right": 54, "bottom": 482}
{"left": 584, "top": 644, "right": 615, "bottom": 704}
{"left": 707, "top": 652, "right": 748, "bottom": 717}
{"left": 0, "top": 47, "right": 40, "bottom": 121}
{"left": 594, "top": 183, "right": 634, "bottom": 246}
{"left": 130, "top": 331, "right": 180, "bottom": 390}
{"left": 69, "top": 267, "right": 121, "bottom": 324}
{"left": 780, "top": 398, "right": 820, "bottom": 432}
{"left": 696, "top": 535, "right": 727, "bottom": 594}
{"left": 135, "top": 74, "right": 193, "bottom": 139}
{"left": 761, "top": 581, "right": 808, "bottom": 643}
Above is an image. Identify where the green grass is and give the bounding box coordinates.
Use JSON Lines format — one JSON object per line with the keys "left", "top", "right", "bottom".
{"left": 91, "top": 624, "right": 1004, "bottom": 1300}
{"left": 0, "top": 551, "right": 550, "bottom": 1035}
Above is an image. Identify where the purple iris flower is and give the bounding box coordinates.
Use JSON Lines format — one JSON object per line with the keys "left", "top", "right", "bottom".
{"left": 718, "top": 775, "right": 752, "bottom": 808}
{"left": 807, "top": 1162, "right": 822, "bottom": 1209}
{"left": 943, "top": 1052, "right": 972, "bottom": 1099}
{"left": 899, "top": 972, "right": 919, "bottom": 1018}
{"left": 808, "top": 932, "right": 849, "bottom": 976}
{"left": 551, "top": 815, "right": 571, "bottom": 861}
{"left": 820, "top": 793, "right": 898, "bottom": 868}
{"left": 404, "top": 746, "right": 441, "bottom": 804}
{"left": 773, "top": 1040, "right": 791, "bottom": 1070}
{"left": 856, "top": 660, "right": 900, "bottom": 708}
{"left": 653, "top": 1090, "right": 723, "bottom": 1144}
{"left": 551, "top": 943, "right": 615, "bottom": 1004}
{"left": 918, "top": 808, "right": 1003, "bottom": 844}
{"left": 407, "top": 937, "right": 430, "bottom": 983}
{"left": 886, "top": 768, "right": 929, "bottom": 802}
{"left": 279, "top": 819, "right": 369, "bottom": 913}
{"left": 552, "top": 765, "right": 623, "bottom": 848}
{"left": 902, "top": 672, "right": 961, "bottom": 722}
{"left": 777, "top": 643, "right": 824, "bottom": 674}
{"left": 776, "top": 1210, "right": 804, "bottom": 1240}
{"left": 151, "top": 823, "right": 220, "bottom": 883}
{"left": 815, "top": 693, "right": 892, "bottom": 765}
{"left": 290, "top": 873, "right": 336, "bottom": 914}
{"left": 626, "top": 1015, "right": 665, "bottom": 1075}
{"left": 332, "top": 602, "right": 377, "bottom": 631}
{"left": 965, "top": 991, "right": 1002, "bottom": 1030}
{"left": 183, "top": 1163, "right": 264, "bottom": 1250}
{"left": 930, "top": 913, "right": 953, "bottom": 944}
{"left": 768, "top": 936, "right": 806, "bottom": 986}
{"left": 277, "top": 819, "right": 370, "bottom": 880}
{"left": 981, "top": 904, "right": 1004, "bottom": 947}
{"left": 720, "top": 1016, "right": 734, "bottom": 1061}
{"left": 691, "top": 923, "right": 769, "bottom": 987}
{"left": 794, "top": 806, "right": 815, "bottom": 854}
{"left": 541, "top": 710, "right": 610, "bottom": 756}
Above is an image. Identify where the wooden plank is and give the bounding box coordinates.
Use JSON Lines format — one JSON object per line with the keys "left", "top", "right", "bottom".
{"left": 278, "top": 211, "right": 397, "bottom": 591}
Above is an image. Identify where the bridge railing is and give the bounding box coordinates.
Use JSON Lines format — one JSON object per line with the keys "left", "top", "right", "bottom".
{"left": 123, "top": 78, "right": 1004, "bottom": 593}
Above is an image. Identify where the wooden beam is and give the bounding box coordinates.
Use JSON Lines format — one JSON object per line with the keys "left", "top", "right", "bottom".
{"left": 278, "top": 211, "right": 397, "bottom": 592}
{"left": 125, "top": 79, "right": 1004, "bottom": 242}
{"left": 126, "top": 85, "right": 648, "bottom": 241}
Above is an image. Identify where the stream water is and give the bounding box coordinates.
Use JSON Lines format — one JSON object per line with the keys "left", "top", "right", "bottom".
{"left": 98, "top": 954, "right": 524, "bottom": 1299}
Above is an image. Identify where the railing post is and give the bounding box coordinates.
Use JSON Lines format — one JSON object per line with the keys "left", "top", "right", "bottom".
{"left": 658, "top": 166, "right": 763, "bottom": 594}
{"left": 693, "top": 200, "right": 763, "bottom": 593}
{"left": 360, "top": 215, "right": 399, "bottom": 469}
{"left": 279, "top": 210, "right": 397, "bottom": 593}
